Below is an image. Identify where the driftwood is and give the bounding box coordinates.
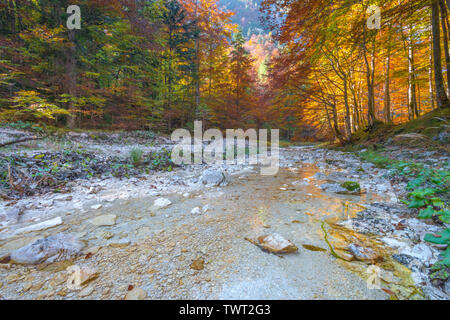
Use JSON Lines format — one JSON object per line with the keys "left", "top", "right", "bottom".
{"left": 0, "top": 136, "right": 42, "bottom": 148}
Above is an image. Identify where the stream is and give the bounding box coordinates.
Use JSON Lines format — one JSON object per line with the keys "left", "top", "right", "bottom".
{"left": 0, "top": 147, "right": 425, "bottom": 300}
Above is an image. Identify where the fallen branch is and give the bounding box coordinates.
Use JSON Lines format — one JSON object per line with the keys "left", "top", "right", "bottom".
{"left": 0, "top": 136, "right": 42, "bottom": 148}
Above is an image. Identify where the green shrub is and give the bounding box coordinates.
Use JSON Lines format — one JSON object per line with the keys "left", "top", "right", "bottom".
{"left": 130, "top": 148, "right": 144, "bottom": 166}
{"left": 341, "top": 181, "right": 360, "bottom": 192}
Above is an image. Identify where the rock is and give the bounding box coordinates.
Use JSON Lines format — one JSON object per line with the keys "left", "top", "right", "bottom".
{"left": 109, "top": 239, "right": 131, "bottom": 248}
{"left": 85, "top": 246, "right": 101, "bottom": 255}
{"left": 89, "top": 214, "right": 117, "bottom": 226}
{"left": 6, "top": 273, "right": 22, "bottom": 283}
{"left": 347, "top": 243, "right": 382, "bottom": 263}
{"left": 153, "top": 198, "right": 171, "bottom": 209}
{"left": 392, "top": 133, "right": 430, "bottom": 146}
{"left": 190, "top": 258, "right": 205, "bottom": 271}
{"left": 102, "top": 231, "right": 114, "bottom": 239}
{"left": 200, "top": 169, "right": 226, "bottom": 186}
{"left": 124, "top": 287, "right": 147, "bottom": 300}
{"left": 14, "top": 217, "right": 63, "bottom": 235}
{"left": 0, "top": 207, "right": 23, "bottom": 224}
{"left": 433, "top": 131, "right": 450, "bottom": 144}
{"left": 79, "top": 285, "right": 94, "bottom": 297}
{"left": 246, "top": 233, "right": 298, "bottom": 254}
{"left": 361, "top": 163, "right": 375, "bottom": 171}
{"left": 23, "top": 282, "right": 33, "bottom": 292}
{"left": 91, "top": 204, "right": 102, "bottom": 210}
{"left": 326, "top": 171, "right": 350, "bottom": 182}
{"left": 392, "top": 254, "right": 415, "bottom": 267}
{"left": 66, "top": 266, "right": 99, "bottom": 287}
{"left": 320, "top": 183, "right": 347, "bottom": 194}
{"left": 381, "top": 237, "right": 408, "bottom": 250}
{"left": 54, "top": 195, "right": 72, "bottom": 202}
{"left": 191, "top": 207, "right": 201, "bottom": 215}
{"left": 400, "top": 243, "right": 434, "bottom": 265}
{"left": 444, "top": 279, "right": 450, "bottom": 295}
{"left": 340, "top": 181, "right": 361, "bottom": 194}
{"left": 312, "top": 172, "right": 327, "bottom": 180}
{"left": 10, "top": 233, "right": 84, "bottom": 265}
{"left": 302, "top": 244, "right": 327, "bottom": 252}
{"left": 335, "top": 249, "right": 354, "bottom": 261}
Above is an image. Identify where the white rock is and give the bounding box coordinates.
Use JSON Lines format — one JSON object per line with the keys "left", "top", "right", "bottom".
{"left": 153, "top": 198, "right": 171, "bottom": 209}
{"left": 200, "top": 169, "right": 226, "bottom": 186}
{"left": 400, "top": 243, "right": 434, "bottom": 265}
{"left": 247, "top": 233, "right": 298, "bottom": 253}
{"left": 89, "top": 214, "right": 117, "bottom": 226}
{"left": 91, "top": 204, "right": 102, "bottom": 210}
{"left": 191, "top": 207, "right": 201, "bottom": 215}
{"left": 78, "top": 285, "right": 94, "bottom": 297}
{"left": 381, "top": 237, "right": 408, "bottom": 250}
{"left": 14, "top": 217, "right": 62, "bottom": 235}
{"left": 10, "top": 233, "right": 84, "bottom": 265}
{"left": 125, "top": 287, "right": 147, "bottom": 300}
{"left": 0, "top": 207, "right": 21, "bottom": 225}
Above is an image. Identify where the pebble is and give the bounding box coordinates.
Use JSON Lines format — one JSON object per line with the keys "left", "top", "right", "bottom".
{"left": 89, "top": 214, "right": 117, "bottom": 226}
{"left": 79, "top": 285, "right": 94, "bottom": 297}
{"left": 124, "top": 287, "right": 147, "bottom": 300}
{"left": 91, "top": 204, "right": 103, "bottom": 210}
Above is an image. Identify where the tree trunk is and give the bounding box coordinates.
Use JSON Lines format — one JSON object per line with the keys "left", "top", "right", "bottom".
{"left": 194, "top": 0, "right": 200, "bottom": 120}
{"left": 363, "top": 32, "right": 377, "bottom": 126}
{"left": 66, "top": 30, "right": 77, "bottom": 129}
{"left": 343, "top": 77, "right": 351, "bottom": 140}
{"left": 384, "top": 50, "right": 392, "bottom": 123}
{"left": 439, "top": 0, "right": 450, "bottom": 97}
{"left": 408, "top": 29, "right": 418, "bottom": 119}
{"left": 432, "top": 0, "right": 450, "bottom": 108}
{"left": 324, "top": 103, "right": 336, "bottom": 141}
{"left": 429, "top": 35, "right": 436, "bottom": 110}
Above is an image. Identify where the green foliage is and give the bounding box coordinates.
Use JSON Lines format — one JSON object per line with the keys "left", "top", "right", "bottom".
{"left": 147, "top": 148, "right": 173, "bottom": 171}
{"left": 3, "top": 91, "right": 69, "bottom": 121}
{"left": 130, "top": 148, "right": 144, "bottom": 166}
{"left": 359, "top": 150, "right": 449, "bottom": 274}
{"left": 359, "top": 151, "right": 390, "bottom": 168}
{"left": 0, "top": 120, "right": 44, "bottom": 133}
{"left": 424, "top": 230, "right": 450, "bottom": 268}
{"left": 341, "top": 181, "right": 360, "bottom": 192}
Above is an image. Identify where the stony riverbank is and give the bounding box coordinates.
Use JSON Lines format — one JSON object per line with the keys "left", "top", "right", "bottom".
{"left": 0, "top": 128, "right": 448, "bottom": 300}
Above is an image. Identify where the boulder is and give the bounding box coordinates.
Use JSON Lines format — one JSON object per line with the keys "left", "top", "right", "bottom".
{"left": 400, "top": 243, "right": 434, "bottom": 266}
{"left": 246, "top": 233, "right": 298, "bottom": 254}
{"left": 10, "top": 233, "right": 84, "bottom": 265}
{"left": 0, "top": 207, "right": 22, "bottom": 225}
{"left": 347, "top": 243, "right": 382, "bottom": 263}
{"left": 153, "top": 198, "right": 172, "bottom": 209}
{"left": 320, "top": 183, "right": 347, "bottom": 194}
{"left": 200, "top": 169, "right": 226, "bottom": 186}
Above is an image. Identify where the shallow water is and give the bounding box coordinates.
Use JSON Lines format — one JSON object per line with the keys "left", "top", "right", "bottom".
{"left": 0, "top": 160, "right": 421, "bottom": 300}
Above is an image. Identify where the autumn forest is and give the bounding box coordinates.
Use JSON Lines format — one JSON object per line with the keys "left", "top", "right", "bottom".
{"left": 1, "top": 0, "right": 450, "bottom": 141}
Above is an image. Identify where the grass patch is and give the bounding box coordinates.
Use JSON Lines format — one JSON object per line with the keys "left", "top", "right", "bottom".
{"left": 341, "top": 181, "right": 361, "bottom": 192}
{"left": 130, "top": 148, "right": 144, "bottom": 166}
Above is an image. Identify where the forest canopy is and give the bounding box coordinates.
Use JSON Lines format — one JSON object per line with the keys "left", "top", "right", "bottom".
{"left": 0, "top": 0, "right": 449, "bottom": 141}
